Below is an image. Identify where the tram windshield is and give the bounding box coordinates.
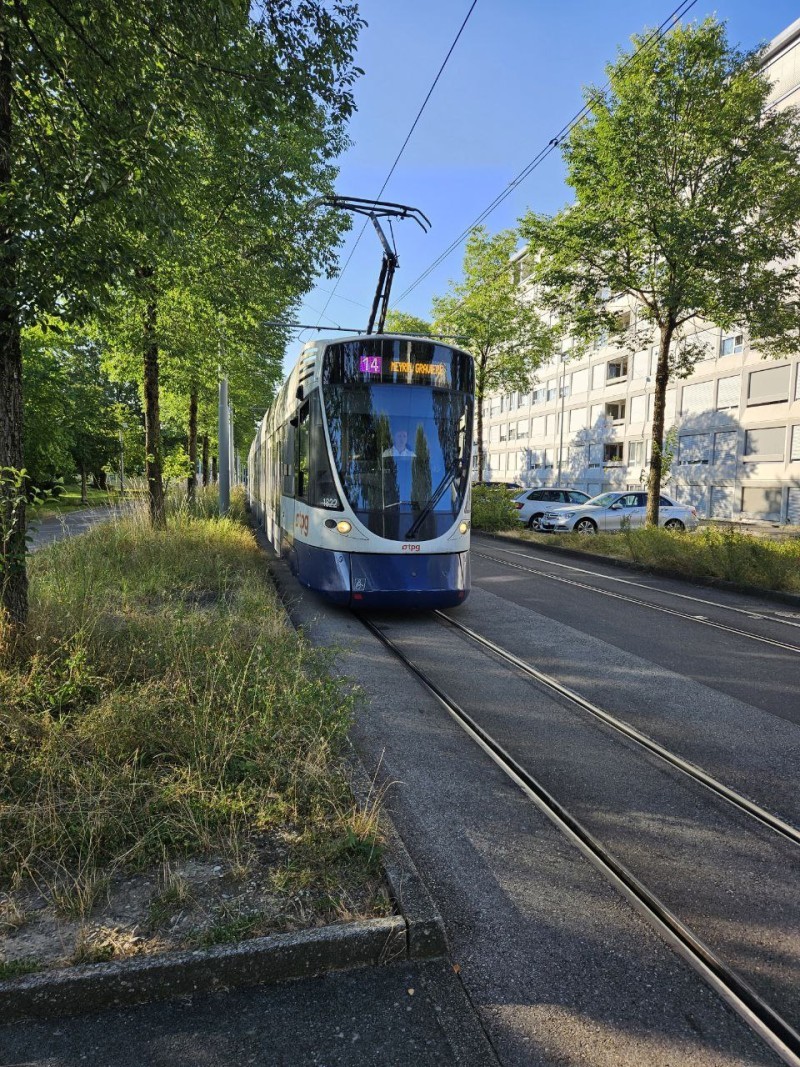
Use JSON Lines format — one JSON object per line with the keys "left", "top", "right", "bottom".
{"left": 322, "top": 339, "right": 474, "bottom": 541}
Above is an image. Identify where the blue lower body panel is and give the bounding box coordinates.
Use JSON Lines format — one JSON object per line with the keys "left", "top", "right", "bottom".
{"left": 291, "top": 542, "right": 470, "bottom": 609}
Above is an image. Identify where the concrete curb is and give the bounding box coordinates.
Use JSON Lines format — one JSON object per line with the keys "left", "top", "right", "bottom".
{"left": 0, "top": 917, "right": 406, "bottom": 1024}
{"left": 479, "top": 528, "right": 800, "bottom": 608}
{"left": 344, "top": 756, "right": 449, "bottom": 960}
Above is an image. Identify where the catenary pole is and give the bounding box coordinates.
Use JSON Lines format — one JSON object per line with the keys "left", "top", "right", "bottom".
{"left": 218, "top": 377, "right": 230, "bottom": 514}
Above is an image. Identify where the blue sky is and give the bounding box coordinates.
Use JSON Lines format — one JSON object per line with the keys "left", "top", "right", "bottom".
{"left": 288, "top": 1, "right": 800, "bottom": 369}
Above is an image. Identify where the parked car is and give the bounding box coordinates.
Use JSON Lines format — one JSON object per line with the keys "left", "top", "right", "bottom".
{"left": 513, "top": 487, "right": 590, "bottom": 531}
{"left": 539, "top": 491, "right": 698, "bottom": 534}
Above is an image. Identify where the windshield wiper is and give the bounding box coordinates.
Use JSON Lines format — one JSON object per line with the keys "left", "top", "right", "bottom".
{"left": 404, "top": 470, "right": 456, "bottom": 539}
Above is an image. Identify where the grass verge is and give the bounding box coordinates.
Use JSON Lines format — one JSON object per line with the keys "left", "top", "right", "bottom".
{"left": 512, "top": 523, "right": 800, "bottom": 594}
{"left": 0, "top": 494, "right": 389, "bottom": 966}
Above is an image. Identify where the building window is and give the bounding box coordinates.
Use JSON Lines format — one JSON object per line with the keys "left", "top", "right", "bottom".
{"left": 628, "top": 440, "right": 644, "bottom": 465}
{"left": 604, "top": 443, "right": 624, "bottom": 465}
{"left": 606, "top": 357, "right": 628, "bottom": 381}
{"left": 547, "top": 381, "right": 556, "bottom": 402}
{"left": 532, "top": 386, "right": 546, "bottom": 405}
{"left": 678, "top": 434, "right": 711, "bottom": 465}
{"left": 605, "top": 400, "right": 626, "bottom": 423}
{"left": 741, "top": 487, "right": 782, "bottom": 521}
{"left": 716, "top": 375, "right": 739, "bottom": 410}
{"left": 743, "top": 425, "right": 785, "bottom": 460}
{"left": 614, "top": 311, "right": 632, "bottom": 331}
{"left": 747, "top": 365, "right": 790, "bottom": 407}
{"left": 720, "top": 333, "right": 744, "bottom": 356}
{"left": 499, "top": 425, "right": 507, "bottom": 442}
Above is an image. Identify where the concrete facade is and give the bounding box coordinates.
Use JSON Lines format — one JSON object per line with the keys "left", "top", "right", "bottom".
{"left": 480, "top": 19, "right": 800, "bottom": 524}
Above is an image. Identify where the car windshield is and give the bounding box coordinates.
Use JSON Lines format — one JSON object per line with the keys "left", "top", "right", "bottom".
{"left": 583, "top": 492, "right": 620, "bottom": 508}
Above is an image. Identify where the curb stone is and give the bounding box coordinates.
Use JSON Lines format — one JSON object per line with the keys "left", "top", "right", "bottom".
{"left": 344, "top": 756, "right": 449, "bottom": 960}
{"left": 480, "top": 528, "right": 800, "bottom": 608}
{"left": 0, "top": 917, "right": 406, "bottom": 1024}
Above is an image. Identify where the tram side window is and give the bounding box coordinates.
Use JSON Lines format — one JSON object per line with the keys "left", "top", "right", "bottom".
{"left": 297, "top": 403, "right": 310, "bottom": 500}
{"left": 308, "top": 393, "right": 342, "bottom": 509}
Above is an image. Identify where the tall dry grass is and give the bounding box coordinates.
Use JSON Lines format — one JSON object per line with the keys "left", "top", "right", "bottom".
{"left": 0, "top": 494, "right": 378, "bottom": 917}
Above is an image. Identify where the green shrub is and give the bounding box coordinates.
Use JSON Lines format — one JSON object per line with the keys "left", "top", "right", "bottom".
{"left": 470, "top": 484, "right": 519, "bottom": 531}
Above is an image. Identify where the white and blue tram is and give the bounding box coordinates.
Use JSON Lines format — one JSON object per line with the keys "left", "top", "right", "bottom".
{"left": 247, "top": 333, "right": 474, "bottom": 608}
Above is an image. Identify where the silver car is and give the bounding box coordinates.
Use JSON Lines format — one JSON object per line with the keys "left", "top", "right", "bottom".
{"left": 513, "top": 487, "right": 590, "bottom": 531}
{"left": 539, "top": 491, "right": 698, "bottom": 534}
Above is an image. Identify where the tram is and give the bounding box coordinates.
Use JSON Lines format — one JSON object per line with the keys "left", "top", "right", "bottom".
{"left": 247, "top": 332, "right": 474, "bottom": 608}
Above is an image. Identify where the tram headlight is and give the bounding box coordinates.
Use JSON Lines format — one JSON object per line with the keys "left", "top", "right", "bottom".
{"left": 336, "top": 520, "right": 352, "bottom": 535}
{"left": 459, "top": 520, "right": 470, "bottom": 534}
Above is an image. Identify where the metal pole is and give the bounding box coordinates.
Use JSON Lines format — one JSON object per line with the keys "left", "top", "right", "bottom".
{"left": 218, "top": 377, "right": 230, "bottom": 514}
{"left": 556, "top": 354, "right": 567, "bottom": 487}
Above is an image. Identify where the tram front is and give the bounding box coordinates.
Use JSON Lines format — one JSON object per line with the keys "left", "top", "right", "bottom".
{"left": 321, "top": 336, "right": 474, "bottom": 608}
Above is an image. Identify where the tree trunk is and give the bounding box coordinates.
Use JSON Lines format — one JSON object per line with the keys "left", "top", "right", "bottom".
{"left": 201, "top": 434, "right": 209, "bottom": 487}
{"left": 80, "top": 466, "right": 88, "bottom": 505}
{"left": 212, "top": 455, "right": 217, "bottom": 483}
{"left": 187, "top": 388, "right": 198, "bottom": 502}
{"left": 645, "top": 322, "right": 675, "bottom": 526}
{"left": 0, "top": 22, "right": 28, "bottom": 631}
{"left": 140, "top": 272, "right": 165, "bottom": 529}
{"left": 475, "top": 389, "right": 484, "bottom": 484}
{"left": 475, "top": 356, "right": 487, "bottom": 484}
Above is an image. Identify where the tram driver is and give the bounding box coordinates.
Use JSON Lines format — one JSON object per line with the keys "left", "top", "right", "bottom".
{"left": 382, "top": 427, "right": 416, "bottom": 458}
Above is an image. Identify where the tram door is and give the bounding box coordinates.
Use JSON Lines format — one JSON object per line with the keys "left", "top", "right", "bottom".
{"left": 281, "top": 420, "right": 296, "bottom": 548}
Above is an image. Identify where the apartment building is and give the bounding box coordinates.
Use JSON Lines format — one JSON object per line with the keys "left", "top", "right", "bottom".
{"left": 480, "top": 18, "right": 800, "bottom": 524}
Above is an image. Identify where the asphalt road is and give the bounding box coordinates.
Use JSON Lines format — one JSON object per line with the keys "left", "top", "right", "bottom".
{"left": 27, "top": 506, "right": 114, "bottom": 551}
{"left": 274, "top": 543, "right": 795, "bottom": 1067}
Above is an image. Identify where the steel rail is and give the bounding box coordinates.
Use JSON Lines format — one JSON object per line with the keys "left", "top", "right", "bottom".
{"left": 433, "top": 609, "right": 800, "bottom": 847}
{"left": 475, "top": 538, "right": 800, "bottom": 630}
{"left": 356, "top": 611, "right": 800, "bottom": 1066}
{"left": 474, "top": 550, "right": 800, "bottom": 654}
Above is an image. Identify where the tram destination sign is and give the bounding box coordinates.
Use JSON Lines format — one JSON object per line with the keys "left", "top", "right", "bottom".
{"left": 358, "top": 352, "right": 446, "bottom": 381}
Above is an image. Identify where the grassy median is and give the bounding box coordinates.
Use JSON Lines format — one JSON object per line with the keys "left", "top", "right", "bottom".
{"left": 0, "top": 497, "right": 389, "bottom": 969}
{"left": 515, "top": 523, "right": 800, "bottom": 594}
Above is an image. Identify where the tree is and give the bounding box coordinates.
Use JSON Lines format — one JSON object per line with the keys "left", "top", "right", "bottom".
{"left": 520, "top": 18, "right": 800, "bottom": 525}
{"left": 1, "top": 1, "right": 362, "bottom": 629}
{"left": 431, "top": 228, "right": 554, "bottom": 483}
{"left": 384, "top": 311, "right": 433, "bottom": 336}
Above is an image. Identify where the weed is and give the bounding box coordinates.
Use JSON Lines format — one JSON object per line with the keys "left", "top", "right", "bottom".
{"left": 0, "top": 957, "right": 41, "bottom": 980}
{"left": 194, "top": 911, "right": 263, "bottom": 947}
{"left": 0, "top": 895, "right": 28, "bottom": 933}
{"left": 148, "top": 868, "right": 192, "bottom": 928}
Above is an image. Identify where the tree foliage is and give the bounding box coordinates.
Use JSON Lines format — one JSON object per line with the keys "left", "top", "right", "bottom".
{"left": 520, "top": 18, "right": 800, "bottom": 523}
{"left": 1, "top": 0, "right": 363, "bottom": 628}
{"left": 383, "top": 310, "right": 434, "bottom": 336}
{"left": 431, "top": 227, "right": 554, "bottom": 482}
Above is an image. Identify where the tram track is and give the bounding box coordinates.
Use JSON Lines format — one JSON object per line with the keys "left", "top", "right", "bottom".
{"left": 432, "top": 608, "right": 800, "bottom": 846}
{"left": 474, "top": 538, "right": 800, "bottom": 631}
{"left": 355, "top": 609, "right": 800, "bottom": 1067}
{"left": 472, "top": 545, "right": 800, "bottom": 654}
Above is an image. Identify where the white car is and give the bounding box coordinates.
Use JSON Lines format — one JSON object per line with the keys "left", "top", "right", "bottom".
{"left": 539, "top": 491, "right": 698, "bottom": 534}
{"left": 512, "top": 487, "right": 590, "bottom": 531}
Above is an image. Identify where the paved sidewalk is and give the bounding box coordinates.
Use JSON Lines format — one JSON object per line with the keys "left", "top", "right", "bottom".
{"left": 27, "top": 507, "right": 114, "bottom": 551}
{"left": 0, "top": 959, "right": 496, "bottom": 1067}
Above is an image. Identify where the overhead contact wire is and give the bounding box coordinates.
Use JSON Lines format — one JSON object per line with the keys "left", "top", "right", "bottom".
{"left": 307, "top": 0, "right": 480, "bottom": 337}
{"left": 394, "top": 0, "right": 699, "bottom": 306}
